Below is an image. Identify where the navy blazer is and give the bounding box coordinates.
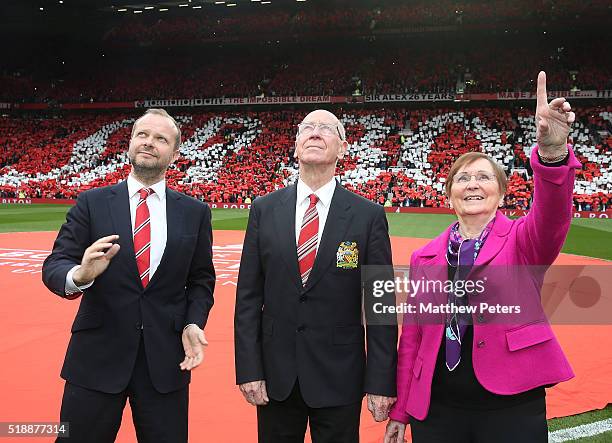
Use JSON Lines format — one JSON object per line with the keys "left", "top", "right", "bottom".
{"left": 42, "top": 181, "right": 215, "bottom": 394}
{"left": 234, "top": 182, "right": 397, "bottom": 408}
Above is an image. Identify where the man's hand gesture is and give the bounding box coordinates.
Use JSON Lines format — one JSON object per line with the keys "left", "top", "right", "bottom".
{"left": 72, "top": 235, "right": 120, "bottom": 286}
{"left": 180, "top": 325, "right": 208, "bottom": 371}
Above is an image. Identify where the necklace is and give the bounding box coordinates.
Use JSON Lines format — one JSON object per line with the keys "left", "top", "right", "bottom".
{"left": 458, "top": 214, "right": 496, "bottom": 240}
{"left": 458, "top": 225, "right": 482, "bottom": 240}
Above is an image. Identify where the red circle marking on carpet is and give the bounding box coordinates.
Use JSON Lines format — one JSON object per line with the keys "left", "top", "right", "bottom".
{"left": 0, "top": 231, "right": 610, "bottom": 443}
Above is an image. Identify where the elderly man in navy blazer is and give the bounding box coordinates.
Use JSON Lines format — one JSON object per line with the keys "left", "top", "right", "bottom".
{"left": 235, "top": 109, "right": 398, "bottom": 442}
{"left": 43, "top": 108, "right": 215, "bottom": 443}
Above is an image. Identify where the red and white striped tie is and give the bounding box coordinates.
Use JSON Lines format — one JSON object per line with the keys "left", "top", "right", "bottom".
{"left": 297, "top": 194, "right": 319, "bottom": 286}
{"left": 134, "top": 188, "right": 154, "bottom": 287}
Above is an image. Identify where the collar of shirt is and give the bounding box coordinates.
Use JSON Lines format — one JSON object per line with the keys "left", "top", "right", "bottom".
{"left": 296, "top": 177, "right": 336, "bottom": 208}
{"left": 127, "top": 174, "right": 166, "bottom": 201}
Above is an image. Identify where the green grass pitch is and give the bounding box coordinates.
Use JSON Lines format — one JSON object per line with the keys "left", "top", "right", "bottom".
{"left": 2, "top": 204, "right": 610, "bottom": 261}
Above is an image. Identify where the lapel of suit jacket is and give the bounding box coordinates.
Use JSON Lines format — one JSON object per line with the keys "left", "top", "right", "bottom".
{"left": 412, "top": 225, "right": 451, "bottom": 324}
{"left": 108, "top": 181, "right": 141, "bottom": 284}
{"left": 273, "top": 185, "right": 303, "bottom": 291}
{"left": 304, "top": 182, "right": 352, "bottom": 291}
{"left": 474, "top": 210, "right": 512, "bottom": 266}
{"left": 147, "top": 187, "right": 184, "bottom": 290}
{"left": 415, "top": 224, "right": 450, "bottom": 283}
{"left": 415, "top": 211, "right": 513, "bottom": 304}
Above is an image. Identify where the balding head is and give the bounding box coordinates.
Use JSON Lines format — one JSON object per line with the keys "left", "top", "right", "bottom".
{"left": 294, "top": 109, "right": 348, "bottom": 172}
{"left": 299, "top": 109, "right": 346, "bottom": 141}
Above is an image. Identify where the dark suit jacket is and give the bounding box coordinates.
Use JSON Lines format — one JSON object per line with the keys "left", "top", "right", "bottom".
{"left": 234, "top": 182, "right": 397, "bottom": 408}
{"left": 42, "top": 181, "right": 215, "bottom": 394}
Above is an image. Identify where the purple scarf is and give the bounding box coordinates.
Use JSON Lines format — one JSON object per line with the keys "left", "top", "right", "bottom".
{"left": 444, "top": 219, "right": 494, "bottom": 371}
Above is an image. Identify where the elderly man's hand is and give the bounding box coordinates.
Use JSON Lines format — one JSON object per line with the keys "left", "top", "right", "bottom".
{"left": 179, "top": 325, "right": 208, "bottom": 371}
{"left": 383, "top": 419, "right": 407, "bottom": 443}
{"left": 535, "top": 71, "right": 575, "bottom": 157}
{"left": 367, "top": 394, "right": 396, "bottom": 422}
{"left": 239, "top": 380, "right": 269, "bottom": 406}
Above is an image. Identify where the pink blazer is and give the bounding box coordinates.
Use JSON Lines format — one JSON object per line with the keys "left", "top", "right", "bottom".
{"left": 389, "top": 147, "right": 581, "bottom": 423}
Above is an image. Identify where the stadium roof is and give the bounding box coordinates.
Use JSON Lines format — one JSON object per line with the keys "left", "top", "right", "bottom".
{"left": 1, "top": 0, "right": 360, "bottom": 19}
{"left": 1, "top": 0, "right": 358, "bottom": 33}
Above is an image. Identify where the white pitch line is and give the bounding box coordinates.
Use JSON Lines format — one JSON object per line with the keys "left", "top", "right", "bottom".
{"left": 0, "top": 257, "right": 45, "bottom": 261}
{"left": 548, "top": 418, "right": 612, "bottom": 442}
{"left": 0, "top": 247, "right": 51, "bottom": 253}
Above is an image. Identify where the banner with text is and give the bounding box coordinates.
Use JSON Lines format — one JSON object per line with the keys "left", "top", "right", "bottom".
{"left": 494, "top": 90, "right": 612, "bottom": 100}
{"left": 9, "top": 90, "right": 611, "bottom": 111}
{"left": 135, "top": 96, "right": 332, "bottom": 108}
{"left": 466, "top": 90, "right": 612, "bottom": 101}
{"left": 365, "top": 93, "right": 456, "bottom": 102}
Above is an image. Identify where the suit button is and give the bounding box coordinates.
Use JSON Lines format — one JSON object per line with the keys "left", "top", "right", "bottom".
{"left": 297, "top": 325, "right": 306, "bottom": 333}
{"left": 477, "top": 314, "right": 485, "bottom": 323}
{"left": 477, "top": 340, "right": 485, "bottom": 348}
{"left": 299, "top": 295, "right": 307, "bottom": 303}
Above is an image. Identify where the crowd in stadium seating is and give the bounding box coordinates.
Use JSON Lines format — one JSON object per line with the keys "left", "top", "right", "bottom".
{"left": 2, "top": 107, "right": 610, "bottom": 211}
{"left": 103, "top": 7, "right": 374, "bottom": 47}
{"left": 3, "top": 36, "right": 610, "bottom": 103}
{"left": 462, "top": 41, "right": 612, "bottom": 93}
{"left": 3, "top": 55, "right": 609, "bottom": 104}
{"left": 3, "top": 0, "right": 611, "bottom": 104}
{"left": 101, "top": 0, "right": 611, "bottom": 48}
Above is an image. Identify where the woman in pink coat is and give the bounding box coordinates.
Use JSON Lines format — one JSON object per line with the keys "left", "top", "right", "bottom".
{"left": 384, "top": 72, "right": 580, "bottom": 443}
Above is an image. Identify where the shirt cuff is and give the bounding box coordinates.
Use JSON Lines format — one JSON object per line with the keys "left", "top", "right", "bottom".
{"left": 183, "top": 323, "right": 198, "bottom": 331}
{"left": 65, "top": 265, "right": 94, "bottom": 296}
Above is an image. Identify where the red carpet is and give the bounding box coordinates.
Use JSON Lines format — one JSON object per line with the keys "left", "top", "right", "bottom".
{"left": 0, "top": 230, "right": 610, "bottom": 442}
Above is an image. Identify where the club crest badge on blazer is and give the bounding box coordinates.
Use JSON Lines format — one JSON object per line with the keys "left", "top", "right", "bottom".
{"left": 336, "top": 241, "right": 358, "bottom": 269}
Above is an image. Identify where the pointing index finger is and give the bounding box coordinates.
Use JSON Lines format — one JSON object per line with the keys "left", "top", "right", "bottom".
{"left": 536, "top": 71, "right": 548, "bottom": 108}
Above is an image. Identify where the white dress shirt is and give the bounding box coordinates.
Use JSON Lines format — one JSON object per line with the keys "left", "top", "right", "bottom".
{"left": 65, "top": 175, "right": 168, "bottom": 293}
{"left": 295, "top": 177, "right": 337, "bottom": 251}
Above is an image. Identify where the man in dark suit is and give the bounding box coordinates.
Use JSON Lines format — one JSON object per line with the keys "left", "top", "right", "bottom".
{"left": 42, "top": 108, "right": 215, "bottom": 443}
{"left": 234, "top": 109, "right": 398, "bottom": 442}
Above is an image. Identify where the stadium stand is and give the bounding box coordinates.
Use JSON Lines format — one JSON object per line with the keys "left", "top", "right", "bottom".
{"left": 1, "top": 0, "right": 609, "bottom": 210}
{"left": 2, "top": 107, "right": 610, "bottom": 210}
{"left": 3, "top": 37, "right": 610, "bottom": 103}
{"left": 101, "top": 0, "right": 612, "bottom": 47}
